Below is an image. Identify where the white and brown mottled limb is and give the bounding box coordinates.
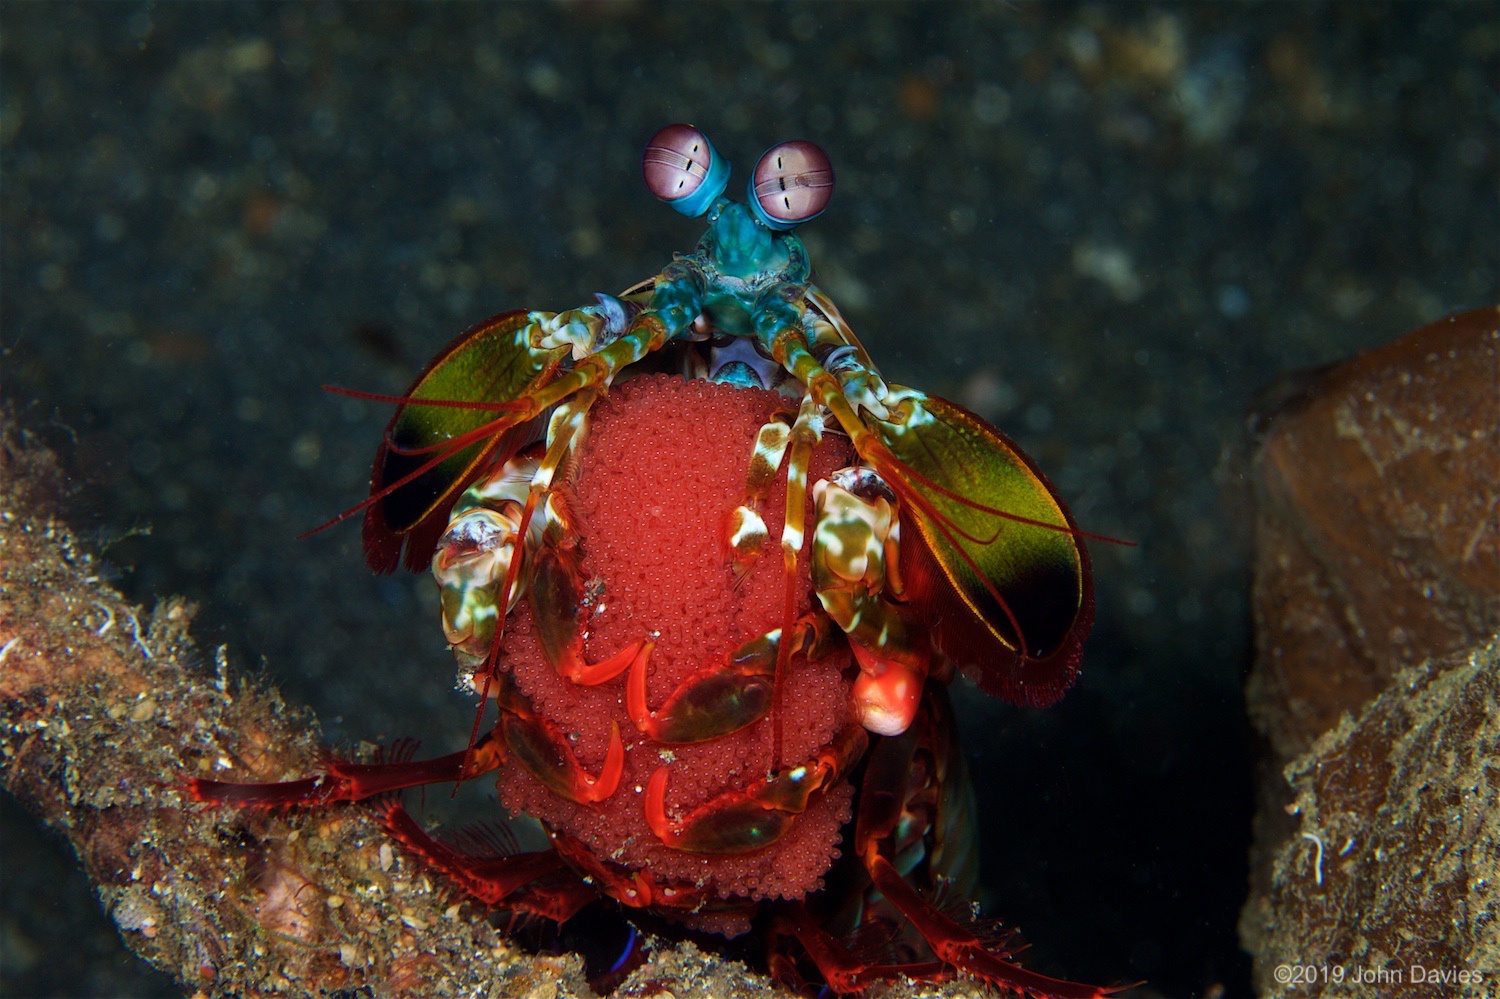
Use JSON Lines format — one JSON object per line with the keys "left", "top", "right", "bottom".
{"left": 811, "top": 468, "right": 930, "bottom": 736}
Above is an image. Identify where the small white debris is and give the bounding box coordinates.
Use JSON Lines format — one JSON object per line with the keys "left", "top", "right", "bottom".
{"left": 1301, "top": 832, "right": 1325, "bottom": 885}
{"left": 127, "top": 610, "right": 153, "bottom": 659}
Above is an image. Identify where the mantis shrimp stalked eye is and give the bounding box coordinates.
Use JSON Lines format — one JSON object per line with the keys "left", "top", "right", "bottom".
{"left": 749, "top": 138, "right": 835, "bottom": 228}
{"left": 191, "top": 125, "right": 1119, "bottom": 999}
{"left": 642, "top": 123, "right": 729, "bottom": 217}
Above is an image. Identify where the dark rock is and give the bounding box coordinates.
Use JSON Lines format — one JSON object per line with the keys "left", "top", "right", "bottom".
{"left": 1248, "top": 306, "right": 1499, "bottom": 763}
{"left": 1242, "top": 306, "right": 1500, "bottom": 996}
{"left": 1239, "top": 642, "right": 1499, "bottom": 997}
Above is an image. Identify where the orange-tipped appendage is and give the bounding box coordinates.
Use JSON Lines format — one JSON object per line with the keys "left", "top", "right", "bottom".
{"left": 560, "top": 636, "right": 651, "bottom": 686}
{"left": 626, "top": 641, "right": 654, "bottom": 735}
{"left": 576, "top": 720, "right": 625, "bottom": 803}
{"left": 644, "top": 766, "right": 676, "bottom": 844}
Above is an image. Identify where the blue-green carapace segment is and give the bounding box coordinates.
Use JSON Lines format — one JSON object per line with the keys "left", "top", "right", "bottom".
{"left": 365, "top": 310, "right": 567, "bottom": 572}
{"left": 873, "top": 390, "right": 1085, "bottom": 660}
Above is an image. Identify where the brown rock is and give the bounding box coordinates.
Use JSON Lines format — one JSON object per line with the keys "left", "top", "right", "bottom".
{"left": 1239, "top": 642, "right": 1499, "bottom": 997}
{"left": 1248, "top": 306, "right": 1499, "bottom": 763}
{"left": 1242, "top": 307, "right": 1500, "bottom": 997}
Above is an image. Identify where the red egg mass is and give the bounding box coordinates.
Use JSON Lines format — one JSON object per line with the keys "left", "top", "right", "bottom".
{"left": 492, "top": 373, "right": 856, "bottom": 931}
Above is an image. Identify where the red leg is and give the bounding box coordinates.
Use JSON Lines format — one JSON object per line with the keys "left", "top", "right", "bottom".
{"left": 778, "top": 880, "right": 1122, "bottom": 999}
{"left": 382, "top": 803, "right": 596, "bottom": 922}
{"left": 810, "top": 688, "right": 1130, "bottom": 997}
{"left": 188, "top": 731, "right": 504, "bottom": 807}
{"left": 187, "top": 732, "right": 599, "bottom": 922}
{"left": 862, "top": 853, "right": 1124, "bottom": 999}
{"left": 772, "top": 906, "right": 946, "bottom": 995}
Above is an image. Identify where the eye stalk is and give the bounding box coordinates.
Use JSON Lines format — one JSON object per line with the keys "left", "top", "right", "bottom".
{"left": 642, "top": 124, "right": 730, "bottom": 218}
{"left": 748, "top": 140, "right": 834, "bottom": 230}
